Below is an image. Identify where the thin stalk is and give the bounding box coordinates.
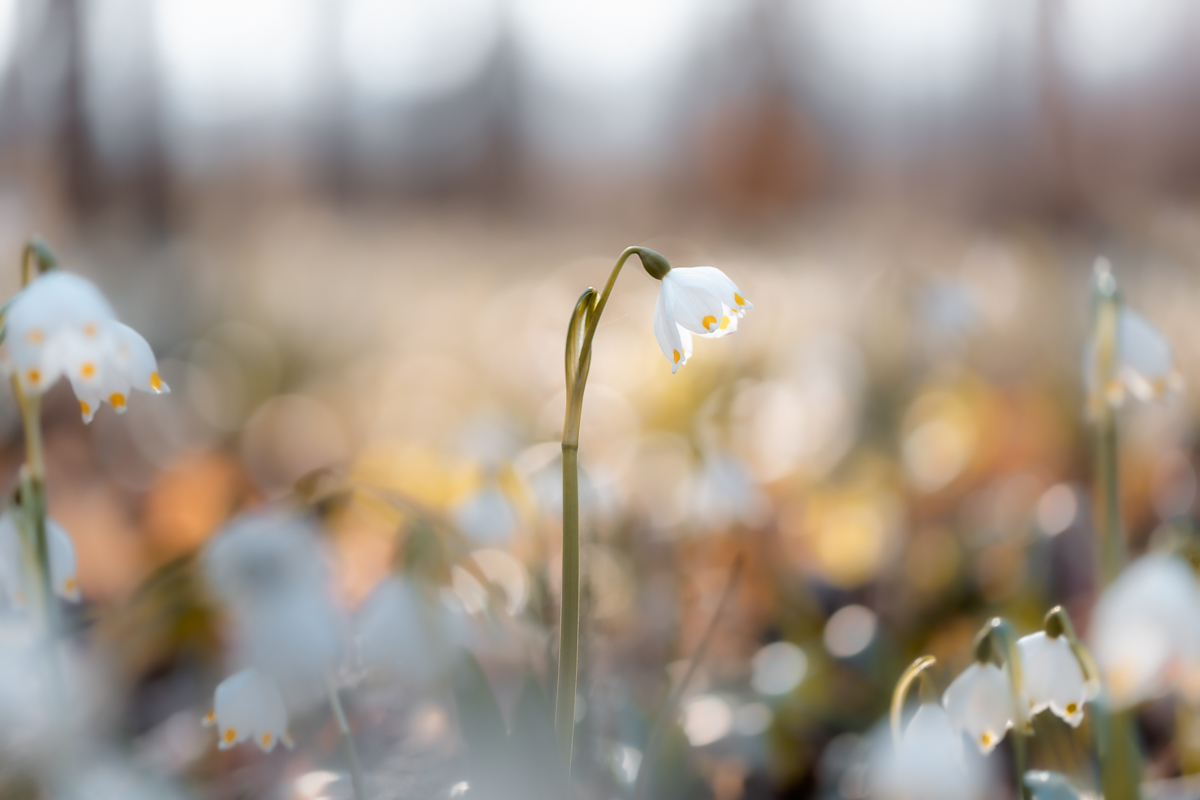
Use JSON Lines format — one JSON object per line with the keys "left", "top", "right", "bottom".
{"left": 555, "top": 246, "right": 648, "bottom": 772}
{"left": 633, "top": 556, "right": 743, "bottom": 800}
{"left": 324, "top": 675, "right": 366, "bottom": 800}
{"left": 12, "top": 381, "right": 56, "bottom": 635}
{"left": 984, "top": 619, "right": 1030, "bottom": 800}
{"left": 1090, "top": 268, "right": 1142, "bottom": 800}
{"left": 554, "top": 442, "right": 581, "bottom": 763}
{"left": 888, "top": 655, "right": 937, "bottom": 746}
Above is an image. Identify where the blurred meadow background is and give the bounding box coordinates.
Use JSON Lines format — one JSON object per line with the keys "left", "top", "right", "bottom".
{"left": 2, "top": 0, "right": 1200, "bottom": 798}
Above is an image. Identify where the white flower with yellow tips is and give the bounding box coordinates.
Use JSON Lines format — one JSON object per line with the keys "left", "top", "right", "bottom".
{"left": 0, "top": 511, "right": 80, "bottom": 606}
{"left": 1, "top": 271, "right": 169, "bottom": 422}
{"left": 943, "top": 662, "right": 1016, "bottom": 754}
{"left": 1018, "top": 632, "right": 1089, "bottom": 726}
{"left": 203, "top": 667, "right": 293, "bottom": 753}
{"left": 869, "top": 703, "right": 984, "bottom": 800}
{"left": 1085, "top": 305, "right": 1182, "bottom": 407}
{"left": 652, "top": 266, "right": 751, "bottom": 373}
{"left": 1089, "top": 553, "right": 1200, "bottom": 709}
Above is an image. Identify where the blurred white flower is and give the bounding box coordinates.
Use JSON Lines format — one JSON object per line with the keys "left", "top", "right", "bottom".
{"left": 943, "top": 662, "right": 1015, "bottom": 753}
{"left": 357, "top": 577, "right": 467, "bottom": 686}
{"left": 204, "top": 511, "right": 343, "bottom": 689}
{"left": 56, "top": 757, "right": 191, "bottom": 800}
{"left": 869, "top": 703, "right": 983, "bottom": 800}
{"left": 1, "top": 271, "right": 169, "bottom": 422}
{"left": 1089, "top": 553, "right": 1200, "bottom": 708}
{"left": 688, "top": 452, "right": 767, "bottom": 531}
{"left": 1085, "top": 306, "right": 1181, "bottom": 406}
{"left": 653, "top": 266, "right": 751, "bottom": 373}
{"left": 1018, "top": 632, "right": 1089, "bottom": 726}
{"left": 453, "top": 483, "right": 518, "bottom": 545}
{"left": 0, "top": 614, "right": 53, "bottom": 755}
{"left": 0, "top": 511, "right": 80, "bottom": 606}
{"left": 203, "top": 667, "right": 293, "bottom": 752}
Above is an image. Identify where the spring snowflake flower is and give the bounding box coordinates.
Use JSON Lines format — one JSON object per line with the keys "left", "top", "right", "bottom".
{"left": 869, "top": 703, "right": 983, "bottom": 800}
{"left": 1085, "top": 306, "right": 1181, "bottom": 406}
{"left": 0, "top": 511, "right": 79, "bottom": 606}
{"left": 1018, "top": 632, "right": 1089, "bottom": 726}
{"left": 357, "top": 578, "right": 469, "bottom": 686}
{"left": 2, "top": 271, "right": 169, "bottom": 421}
{"left": 943, "top": 662, "right": 1016, "bottom": 754}
{"left": 205, "top": 511, "right": 343, "bottom": 686}
{"left": 1089, "top": 553, "right": 1200, "bottom": 708}
{"left": 653, "top": 266, "right": 751, "bottom": 373}
{"left": 203, "top": 667, "right": 293, "bottom": 752}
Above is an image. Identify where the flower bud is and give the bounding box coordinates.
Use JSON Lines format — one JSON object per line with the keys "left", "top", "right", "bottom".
{"left": 636, "top": 248, "right": 672, "bottom": 280}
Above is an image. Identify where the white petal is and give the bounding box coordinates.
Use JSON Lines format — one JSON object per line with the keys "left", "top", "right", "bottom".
{"left": 1117, "top": 308, "right": 1178, "bottom": 401}
{"left": 662, "top": 271, "right": 728, "bottom": 335}
{"left": 358, "top": 578, "right": 457, "bottom": 686}
{"left": 212, "top": 668, "right": 289, "bottom": 752}
{"left": 943, "top": 662, "right": 1015, "bottom": 753}
{"left": 668, "top": 266, "right": 751, "bottom": 314}
{"left": 108, "top": 321, "right": 168, "bottom": 395}
{"left": 1020, "top": 633, "right": 1086, "bottom": 726}
{"left": 653, "top": 283, "right": 688, "bottom": 372}
{"left": 46, "top": 520, "right": 79, "bottom": 602}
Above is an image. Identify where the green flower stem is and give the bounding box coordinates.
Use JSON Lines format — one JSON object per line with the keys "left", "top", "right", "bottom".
{"left": 556, "top": 246, "right": 658, "bottom": 773}
{"left": 889, "top": 655, "right": 936, "bottom": 746}
{"left": 324, "top": 675, "right": 366, "bottom": 800}
{"left": 1089, "top": 268, "right": 1143, "bottom": 800}
{"left": 13, "top": 380, "right": 57, "bottom": 637}
{"left": 1092, "top": 268, "right": 1123, "bottom": 586}
{"left": 982, "top": 619, "right": 1030, "bottom": 800}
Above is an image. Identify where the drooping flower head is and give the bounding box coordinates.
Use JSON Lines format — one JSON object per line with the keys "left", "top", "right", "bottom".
{"left": 203, "top": 667, "right": 293, "bottom": 752}
{"left": 651, "top": 265, "right": 752, "bottom": 373}
{"left": 2, "top": 271, "right": 169, "bottom": 422}
{"left": 1089, "top": 553, "right": 1200, "bottom": 708}
{"left": 869, "top": 703, "right": 984, "bottom": 800}
{"left": 357, "top": 577, "right": 470, "bottom": 687}
{"left": 943, "top": 662, "right": 1016, "bottom": 754}
{"left": 1018, "top": 631, "right": 1089, "bottom": 727}
{"left": 0, "top": 511, "right": 80, "bottom": 607}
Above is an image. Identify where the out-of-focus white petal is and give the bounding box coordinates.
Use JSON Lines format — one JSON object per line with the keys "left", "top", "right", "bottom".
{"left": 1090, "top": 554, "right": 1200, "bottom": 708}
{"left": 0, "top": 512, "right": 80, "bottom": 606}
{"left": 208, "top": 668, "right": 291, "bottom": 752}
{"left": 47, "top": 519, "right": 80, "bottom": 602}
{"left": 1084, "top": 306, "right": 1182, "bottom": 407}
{"left": 357, "top": 577, "right": 465, "bottom": 686}
{"left": 943, "top": 662, "right": 1015, "bottom": 753}
{"left": 454, "top": 484, "right": 518, "bottom": 545}
{"left": 1019, "top": 632, "right": 1087, "bottom": 726}
{"left": 869, "top": 703, "right": 983, "bottom": 800}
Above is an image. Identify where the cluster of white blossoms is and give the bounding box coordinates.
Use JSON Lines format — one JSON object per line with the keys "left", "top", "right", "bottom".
{"left": 652, "top": 266, "right": 752, "bottom": 373}
{"left": 2, "top": 271, "right": 169, "bottom": 422}
{"left": 1089, "top": 553, "right": 1200, "bottom": 708}
{"left": 202, "top": 511, "right": 343, "bottom": 753}
{"left": 938, "top": 625, "right": 1092, "bottom": 755}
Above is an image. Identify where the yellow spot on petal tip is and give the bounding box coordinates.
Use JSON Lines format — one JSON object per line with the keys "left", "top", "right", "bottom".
{"left": 26, "top": 369, "right": 40, "bottom": 386}
{"left": 980, "top": 732, "right": 993, "bottom": 748}
{"left": 79, "top": 401, "right": 91, "bottom": 418}
{"left": 672, "top": 349, "right": 681, "bottom": 364}
{"left": 734, "top": 292, "right": 745, "bottom": 306}
{"left": 719, "top": 315, "right": 730, "bottom": 330}
{"left": 223, "top": 728, "right": 237, "bottom": 744}
{"left": 63, "top": 577, "right": 77, "bottom": 594}
{"left": 1066, "top": 702, "right": 1078, "bottom": 715}
{"left": 83, "top": 323, "right": 97, "bottom": 337}
{"left": 26, "top": 329, "right": 44, "bottom": 344}
{"left": 702, "top": 314, "right": 717, "bottom": 331}
{"left": 109, "top": 393, "right": 126, "bottom": 410}
{"left": 261, "top": 733, "right": 273, "bottom": 748}
{"left": 150, "top": 371, "right": 163, "bottom": 392}
{"left": 204, "top": 711, "right": 215, "bottom": 724}
{"left": 80, "top": 362, "right": 95, "bottom": 379}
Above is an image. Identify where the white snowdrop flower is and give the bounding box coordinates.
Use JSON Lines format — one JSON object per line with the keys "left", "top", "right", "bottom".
{"left": 943, "top": 662, "right": 1016, "bottom": 754}
{"left": 2, "top": 271, "right": 169, "bottom": 422}
{"left": 204, "top": 511, "right": 330, "bottom": 611}
{"left": 653, "top": 266, "right": 751, "bottom": 373}
{"left": 203, "top": 667, "right": 293, "bottom": 752}
{"left": 1018, "top": 632, "right": 1088, "bottom": 726}
{"left": 205, "top": 511, "right": 344, "bottom": 686}
{"left": 869, "top": 704, "right": 983, "bottom": 800}
{"left": 453, "top": 484, "right": 518, "bottom": 545}
{"left": 1089, "top": 553, "right": 1200, "bottom": 708}
{"left": 0, "top": 511, "right": 80, "bottom": 606}
{"left": 1085, "top": 306, "right": 1181, "bottom": 407}
{"left": 357, "top": 578, "right": 467, "bottom": 686}
{"left": 0, "top": 614, "right": 53, "bottom": 755}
